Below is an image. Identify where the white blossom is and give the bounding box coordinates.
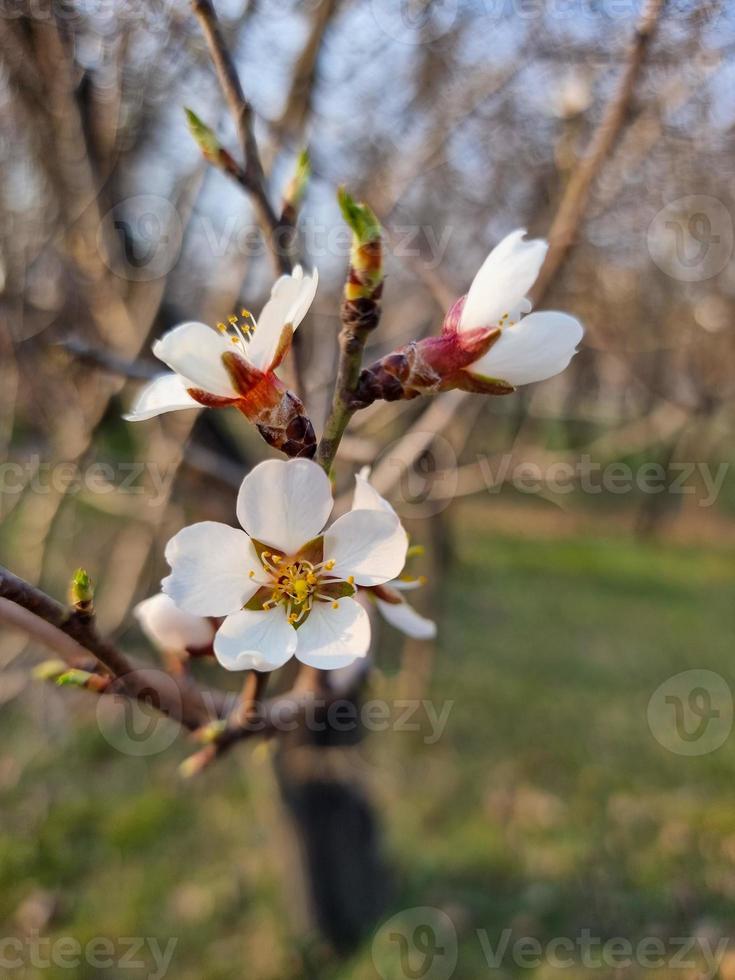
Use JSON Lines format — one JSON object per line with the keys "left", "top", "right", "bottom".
{"left": 458, "top": 229, "right": 583, "bottom": 387}
{"left": 133, "top": 592, "right": 214, "bottom": 653}
{"left": 125, "top": 267, "right": 318, "bottom": 421}
{"left": 162, "top": 458, "right": 408, "bottom": 671}
{"left": 352, "top": 467, "right": 437, "bottom": 641}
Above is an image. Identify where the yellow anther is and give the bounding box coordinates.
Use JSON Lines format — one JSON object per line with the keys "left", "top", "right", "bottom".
{"left": 228, "top": 315, "right": 238, "bottom": 325}
{"left": 241, "top": 308, "right": 252, "bottom": 319}
{"left": 231, "top": 336, "right": 240, "bottom": 343}
{"left": 216, "top": 322, "right": 227, "bottom": 333}
{"left": 249, "top": 570, "right": 255, "bottom": 578}
{"left": 332, "top": 601, "right": 339, "bottom": 609}
{"left": 347, "top": 575, "right": 355, "bottom": 585}
{"left": 325, "top": 559, "right": 335, "bottom": 571}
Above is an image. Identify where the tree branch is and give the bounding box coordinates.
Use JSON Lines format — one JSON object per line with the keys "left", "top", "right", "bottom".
{"left": 0, "top": 566, "right": 220, "bottom": 730}
{"left": 530, "top": 0, "right": 666, "bottom": 304}
{"left": 190, "top": 0, "right": 292, "bottom": 276}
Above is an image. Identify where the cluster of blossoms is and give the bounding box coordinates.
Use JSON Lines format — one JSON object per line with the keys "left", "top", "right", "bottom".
{"left": 129, "top": 228, "right": 582, "bottom": 672}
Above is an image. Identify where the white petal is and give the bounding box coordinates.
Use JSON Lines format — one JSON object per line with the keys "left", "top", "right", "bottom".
{"left": 469, "top": 311, "right": 583, "bottom": 386}
{"left": 376, "top": 597, "right": 436, "bottom": 640}
{"left": 247, "top": 267, "right": 319, "bottom": 371}
{"left": 324, "top": 510, "right": 408, "bottom": 587}
{"left": 295, "top": 597, "right": 370, "bottom": 669}
{"left": 214, "top": 607, "right": 297, "bottom": 671}
{"left": 124, "top": 373, "right": 202, "bottom": 422}
{"left": 236, "top": 458, "right": 333, "bottom": 555}
{"left": 153, "top": 322, "right": 236, "bottom": 397}
{"left": 162, "top": 522, "right": 261, "bottom": 617}
{"left": 352, "top": 466, "right": 397, "bottom": 517}
{"left": 460, "top": 229, "right": 548, "bottom": 331}
{"left": 134, "top": 593, "right": 214, "bottom": 651}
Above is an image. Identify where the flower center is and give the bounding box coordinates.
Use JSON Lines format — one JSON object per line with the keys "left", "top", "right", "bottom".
{"left": 249, "top": 550, "right": 353, "bottom": 626}
{"left": 216, "top": 309, "right": 257, "bottom": 352}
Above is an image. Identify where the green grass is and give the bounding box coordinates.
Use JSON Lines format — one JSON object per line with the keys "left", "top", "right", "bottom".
{"left": 1, "top": 518, "right": 734, "bottom": 978}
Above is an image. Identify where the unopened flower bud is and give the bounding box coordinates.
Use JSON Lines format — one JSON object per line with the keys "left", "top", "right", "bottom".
{"left": 33, "top": 659, "right": 68, "bottom": 682}
{"left": 56, "top": 669, "right": 110, "bottom": 692}
{"left": 281, "top": 148, "right": 311, "bottom": 224}
{"left": 185, "top": 108, "right": 240, "bottom": 178}
{"left": 134, "top": 593, "right": 215, "bottom": 655}
{"left": 337, "top": 187, "right": 383, "bottom": 326}
{"left": 69, "top": 568, "right": 94, "bottom": 618}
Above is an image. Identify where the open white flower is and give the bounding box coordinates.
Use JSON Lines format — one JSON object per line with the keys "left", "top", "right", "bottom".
{"left": 125, "top": 265, "right": 318, "bottom": 423}
{"left": 355, "top": 229, "right": 583, "bottom": 403}
{"left": 134, "top": 593, "right": 214, "bottom": 654}
{"left": 162, "top": 458, "right": 408, "bottom": 671}
{"left": 455, "top": 229, "right": 583, "bottom": 387}
{"left": 351, "top": 467, "right": 437, "bottom": 641}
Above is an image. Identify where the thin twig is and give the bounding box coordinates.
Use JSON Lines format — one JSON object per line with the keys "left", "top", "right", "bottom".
{"left": 316, "top": 314, "right": 375, "bottom": 473}
{"left": 0, "top": 566, "right": 218, "bottom": 729}
{"left": 530, "top": 0, "right": 667, "bottom": 303}
{"left": 190, "top": 0, "right": 291, "bottom": 276}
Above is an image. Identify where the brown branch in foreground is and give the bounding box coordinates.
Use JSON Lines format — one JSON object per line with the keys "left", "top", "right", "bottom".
{"left": 0, "top": 565, "right": 356, "bottom": 773}
{"left": 0, "top": 566, "right": 220, "bottom": 730}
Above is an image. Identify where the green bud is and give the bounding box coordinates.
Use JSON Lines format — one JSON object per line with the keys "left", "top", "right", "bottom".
{"left": 185, "top": 108, "right": 220, "bottom": 161}
{"left": 69, "top": 568, "right": 94, "bottom": 614}
{"left": 56, "top": 668, "right": 95, "bottom": 688}
{"left": 33, "top": 659, "right": 68, "bottom": 682}
{"left": 337, "top": 186, "right": 381, "bottom": 246}
{"left": 284, "top": 148, "right": 311, "bottom": 211}
{"left": 338, "top": 187, "right": 383, "bottom": 298}
{"left": 196, "top": 719, "right": 228, "bottom": 744}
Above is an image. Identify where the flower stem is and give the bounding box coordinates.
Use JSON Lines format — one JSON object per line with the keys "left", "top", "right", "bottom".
{"left": 316, "top": 190, "right": 383, "bottom": 474}
{"left": 316, "top": 317, "right": 373, "bottom": 474}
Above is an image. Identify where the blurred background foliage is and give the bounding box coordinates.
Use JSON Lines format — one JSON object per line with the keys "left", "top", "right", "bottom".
{"left": 1, "top": 0, "right": 735, "bottom": 976}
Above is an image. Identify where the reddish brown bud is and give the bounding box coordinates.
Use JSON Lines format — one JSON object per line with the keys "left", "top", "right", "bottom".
{"left": 219, "top": 350, "right": 317, "bottom": 458}
{"left": 352, "top": 327, "right": 513, "bottom": 408}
